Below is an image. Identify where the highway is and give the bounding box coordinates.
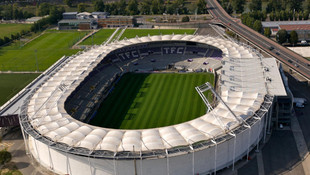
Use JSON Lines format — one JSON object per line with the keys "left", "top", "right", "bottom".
{"left": 207, "top": 0, "right": 310, "bottom": 80}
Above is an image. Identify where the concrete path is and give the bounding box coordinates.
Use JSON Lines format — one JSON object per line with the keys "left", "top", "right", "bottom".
{"left": 105, "top": 28, "right": 120, "bottom": 45}
{"left": 3, "top": 128, "right": 54, "bottom": 175}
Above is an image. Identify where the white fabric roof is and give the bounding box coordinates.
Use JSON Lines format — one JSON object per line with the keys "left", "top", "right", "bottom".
{"left": 26, "top": 35, "right": 279, "bottom": 152}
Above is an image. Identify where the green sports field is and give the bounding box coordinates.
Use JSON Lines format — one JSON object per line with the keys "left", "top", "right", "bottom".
{"left": 0, "top": 30, "right": 88, "bottom": 71}
{"left": 0, "top": 73, "right": 40, "bottom": 106}
{"left": 119, "top": 29, "right": 196, "bottom": 40}
{"left": 0, "top": 23, "right": 31, "bottom": 39}
{"left": 80, "top": 29, "right": 115, "bottom": 45}
{"left": 90, "top": 72, "right": 214, "bottom": 129}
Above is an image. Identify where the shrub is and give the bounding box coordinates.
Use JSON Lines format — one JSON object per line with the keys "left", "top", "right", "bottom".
{"left": 181, "top": 16, "right": 190, "bottom": 22}
{"left": 0, "top": 149, "right": 12, "bottom": 165}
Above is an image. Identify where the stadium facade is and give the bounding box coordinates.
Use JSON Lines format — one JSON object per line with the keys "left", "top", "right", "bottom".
{"left": 19, "top": 35, "right": 286, "bottom": 175}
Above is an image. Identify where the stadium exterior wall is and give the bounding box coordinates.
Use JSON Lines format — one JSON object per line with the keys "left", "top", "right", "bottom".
{"left": 25, "top": 111, "right": 267, "bottom": 175}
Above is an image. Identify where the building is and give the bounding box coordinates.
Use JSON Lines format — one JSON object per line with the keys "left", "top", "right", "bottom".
{"left": 262, "top": 21, "right": 310, "bottom": 40}
{"left": 97, "top": 16, "right": 135, "bottom": 28}
{"left": 62, "top": 12, "right": 78, "bottom": 19}
{"left": 58, "top": 19, "right": 97, "bottom": 30}
{"left": 91, "top": 12, "right": 109, "bottom": 19}
{"left": 58, "top": 12, "right": 135, "bottom": 29}
{"left": 77, "top": 12, "right": 93, "bottom": 19}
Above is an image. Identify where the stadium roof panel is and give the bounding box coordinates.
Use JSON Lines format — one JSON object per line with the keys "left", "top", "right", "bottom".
{"left": 23, "top": 35, "right": 283, "bottom": 154}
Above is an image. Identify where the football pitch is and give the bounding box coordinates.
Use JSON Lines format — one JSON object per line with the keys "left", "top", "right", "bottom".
{"left": 0, "top": 23, "right": 31, "bottom": 39}
{"left": 79, "top": 29, "right": 115, "bottom": 45}
{"left": 90, "top": 72, "right": 214, "bottom": 129}
{"left": 0, "top": 30, "right": 88, "bottom": 71}
{"left": 0, "top": 73, "right": 40, "bottom": 106}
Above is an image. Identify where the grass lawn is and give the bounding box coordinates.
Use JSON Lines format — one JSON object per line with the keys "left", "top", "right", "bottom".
{"left": 119, "top": 29, "right": 196, "bottom": 40}
{"left": 0, "top": 30, "right": 88, "bottom": 71}
{"left": 80, "top": 29, "right": 115, "bottom": 45}
{"left": 0, "top": 23, "right": 31, "bottom": 39}
{"left": 0, "top": 73, "right": 40, "bottom": 106}
{"left": 90, "top": 72, "right": 214, "bottom": 129}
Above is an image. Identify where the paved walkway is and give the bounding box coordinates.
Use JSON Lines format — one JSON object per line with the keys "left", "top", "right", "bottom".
{"left": 3, "top": 127, "right": 54, "bottom": 175}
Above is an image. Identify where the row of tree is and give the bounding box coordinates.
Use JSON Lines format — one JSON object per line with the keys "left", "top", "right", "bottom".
{"left": 221, "top": 0, "right": 310, "bottom": 15}
{"left": 276, "top": 29, "right": 299, "bottom": 45}
{"left": 269, "top": 10, "right": 309, "bottom": 21}
{"left": 219, "top": 0, "right": 246, "bottom": 14}
{"left": 265, "top": 0, "right": 310, "bottom": 13}
{"left": 77, "top": 0, "right": 208, "bottom": 15}
{"left": 242, "top": 10, "right": 310, "bottom": 22}
{"left": 0, "top": 5, "right": 34, "bottom": 20}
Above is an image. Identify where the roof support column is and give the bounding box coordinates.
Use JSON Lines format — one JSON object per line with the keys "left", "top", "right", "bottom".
{"left": 245, "top": 125, "right": 251, "bottom": 161}
{"left": 211, "top": 140, "right": 217, "bottom": 175}
{"left": 229, "top": 133, "right": 236, "bottom": 171}
{"left": 165, "top": 149, "right": 170, "bottom": 175}
{"left": 113, "top": 147, "right": 117, "bottom": 175}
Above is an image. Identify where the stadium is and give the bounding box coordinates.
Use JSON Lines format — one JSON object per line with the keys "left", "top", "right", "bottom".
{"left": 19, "top": 34, "right": 284, "bottom": 175}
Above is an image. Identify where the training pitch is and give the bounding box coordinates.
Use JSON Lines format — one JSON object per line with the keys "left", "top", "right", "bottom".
{"left": 90, "top": 72, "right": 214, "bottom": 129}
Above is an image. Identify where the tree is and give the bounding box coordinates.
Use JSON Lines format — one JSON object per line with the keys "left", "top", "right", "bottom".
{"left": 94, "top": 0, "right": 105, "bottom": 12}
{"left": 78, "top": 3, "right": 87, "bottom": 12}
{"left": 299, "top": 12, "right": 302, "bottom": 20}
{"left": 118, "top": 0, "right": 127, "bottom": 15}
{"left": 246, "top": 17, "right": 255, "bottom": 28}
{"left": 264, "top": 27, "right": 271, "bottom": 38}
{"left": 231, "top": 0, "right": 246, "bottom": 13}
{"left": 303, "top": 10, "right": 309, "bottom": 20}
{"left": 276, "top": 29, "right": 288, "bottom": 44}
{"left": 294, "top": 11, "right": 299, "bottom": 20}
{"left": 196, "top": 0, "right": 207, "bottom": 14}
{"left": 288, "top": 0, "right": 303, "bottom": 12}
{"left": 0, "top": 150, "right": 12, "bottom": 165}
{"left": 307, "top": 0, "right": 310, "bottom": 11}
{"left": 49, "top": 6, "right": 65, "bottom": 24}
{"left": 151, "top": 0, "right": 159, "bottom": 14}
{"left": 275, "top": 11, "right": 280, "bottom": 21}
{"left": 109, "top": 3, "right": 118, "bottom": 15}
{"left": 226, "top": 4, "right": 233, "bottom": 15}
{"left": 127, "top": 0, "right": 139, "bottom": 15}
{"left": 253, "top": 20, "right": 262, "bottom": 32}
{"left": 64, "top": 0, "right": 73, "bottom": 7}
{"left": 287, "top": 10, "right": 293, "bottom": 20}
{"left": 269, "top": 11, "right": 275, "bottom": 21}
{"left": 182, "top": 16, "right": 190, "bottom": 22}
{"left": 249, "top": 0, "right": 262, "bottom": 11}
{"left": 139, "top": 0, "right": 151, "bottom": 15}
{"left": 290, "top": 30, "right": 298, "bottom": 46}
{"left": 38, "top": 3, "right": 51, "bottom": 16}
{"left": 262, "top": 10, "right": 267, "bottom": 21}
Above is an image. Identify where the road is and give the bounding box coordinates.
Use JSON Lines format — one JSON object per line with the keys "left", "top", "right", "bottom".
{"left": 207, "top": 0, "right": 310, "bottom": 80}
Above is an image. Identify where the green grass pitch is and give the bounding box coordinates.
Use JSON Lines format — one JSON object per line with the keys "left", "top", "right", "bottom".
{"left": 0, "top": 73, "right": 40, "bottom": 106}
{"left": 90, "top": 72, "right": 214, "bottom": 129}
{"left": 0, "top": 31, "right": 88, "bottom": 71}
{"left": 80, "top": 29, "right": 115, "bottom": 45}
{"left": 0, "top": 23, "right": 31, "bottom": 39}
{"left": 119, "top": 29, "right": 196, "bottom": 40}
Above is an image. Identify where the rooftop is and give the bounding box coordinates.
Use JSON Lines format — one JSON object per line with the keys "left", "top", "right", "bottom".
{"left": 262, "top": 21, "right": 310, "bottom": 28}
{"left": 279, "top": 24, "right": 310, "bottom": 31}
{"left": 63, "top": 12, "right": 78, "bottom": 15}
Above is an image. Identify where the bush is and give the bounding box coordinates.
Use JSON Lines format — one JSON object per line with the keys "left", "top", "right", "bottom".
{"left": 0, "top": 150, "right": 12, "bottom": 165}
{"left": 181, "top": 16, "right": 190, "bottom": 22}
